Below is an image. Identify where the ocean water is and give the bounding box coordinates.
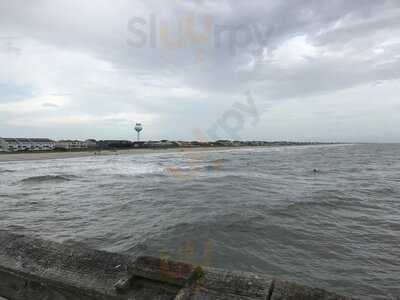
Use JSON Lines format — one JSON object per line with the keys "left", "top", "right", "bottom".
{"left": 0, "top": 144, "right": 399, "bottom": 299}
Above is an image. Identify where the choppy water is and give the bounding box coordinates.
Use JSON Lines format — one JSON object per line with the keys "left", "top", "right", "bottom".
{"left": 0, "top": 144, "right": 399, "bottom": 299}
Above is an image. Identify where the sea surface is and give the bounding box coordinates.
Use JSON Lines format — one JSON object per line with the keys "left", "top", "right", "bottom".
{"left": 0, "top": 144, "right": 399, "bottom": 299}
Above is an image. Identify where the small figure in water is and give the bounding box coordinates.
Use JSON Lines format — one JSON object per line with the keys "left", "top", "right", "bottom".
{"left": 313, "top": 168, "right": 319, "bottom": 173}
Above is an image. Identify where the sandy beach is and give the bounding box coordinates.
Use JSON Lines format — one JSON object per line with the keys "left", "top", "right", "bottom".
{"left": 0, "top": 147, "right": 260, "bottom": 162}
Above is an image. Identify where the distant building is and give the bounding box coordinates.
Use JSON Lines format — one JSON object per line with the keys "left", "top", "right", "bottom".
{"left": 175, "top": 141, "right": 191, "bottom": 147}
{"left": 0, "top": 138, "right": 55, "bottom": 152}
{"left": 215, "top": 140, "right": 232, "bottom": 146}
{"left": 132, "top": 141, "right": 146, "bottom": 148}
{"left": 232, "top": 141, "right": 243, "bottom": 146}
{"left": 160, "top": 140, "right": 175, "bottom": 147}
{"left": 85, "top": 139, "right": 97, "bottom": 148}
{"left": 55, "top": 140, "right": 89, "bottom": 150}
{"left": 145, "top": 140, "right": 177, "bottom": 148}
{"left": 97, "top": 140, "right": 132, "bottom": 149}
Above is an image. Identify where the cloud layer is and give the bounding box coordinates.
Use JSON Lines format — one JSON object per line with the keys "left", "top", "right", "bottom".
{"left": 1, "top": 0, "right": 399, "bottom": 142}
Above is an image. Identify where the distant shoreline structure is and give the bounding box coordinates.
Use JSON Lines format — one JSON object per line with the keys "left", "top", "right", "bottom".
{"left": 0, "top": 137, "right": 336, "bottom": 154}
{"left": 0, "top": 143, "right": 345, "bottom": 163}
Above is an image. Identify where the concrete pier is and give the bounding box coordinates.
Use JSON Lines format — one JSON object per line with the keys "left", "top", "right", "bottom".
{"left": 0, "top": 230, "right": 355, "bottom": 300}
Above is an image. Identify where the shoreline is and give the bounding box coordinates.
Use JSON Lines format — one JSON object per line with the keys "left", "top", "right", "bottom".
{"left": 0, "top": 147, "right": 262, "bottom": 162}
{"left": 0, "top": 144, "right": 338, "bottom": 162}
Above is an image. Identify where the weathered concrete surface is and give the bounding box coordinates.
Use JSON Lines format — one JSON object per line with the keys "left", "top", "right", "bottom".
{"left": 0, "top": 230, "right": 174, "bottom": 300}
{"left": 0, "top": 230, "right": 356, "bottom": 300}
{"left": 271, "top": 281, "right": 351, "bottom": 300}
{"left": 188, "top": 268, "right": 274, "bottom": 300}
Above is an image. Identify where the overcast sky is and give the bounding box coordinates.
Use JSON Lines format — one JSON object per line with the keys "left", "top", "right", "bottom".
{"left": 1, "top": 0, "right": 399, "bottom": 142}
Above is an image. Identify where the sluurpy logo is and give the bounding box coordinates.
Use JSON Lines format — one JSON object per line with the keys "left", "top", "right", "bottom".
{"left": 127, "top": 14, "right": 213, "bottom": 49}
{"left": 127, "top": 13, "right": 274, "bottom": 60}
{"left": 159, "top": 239, "right": 213, "bottom": 267}
{"left": 127, "top": 13, "right": 213, "bottom": 63}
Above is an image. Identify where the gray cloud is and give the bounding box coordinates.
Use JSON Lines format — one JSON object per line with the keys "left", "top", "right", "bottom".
{"left": 0, "top": 0, "right": 399, "bottom": 142}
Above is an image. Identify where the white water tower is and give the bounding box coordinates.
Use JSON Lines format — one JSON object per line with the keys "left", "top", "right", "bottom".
{"left": 134, "top": 123, "right": 143, "bottom": 141}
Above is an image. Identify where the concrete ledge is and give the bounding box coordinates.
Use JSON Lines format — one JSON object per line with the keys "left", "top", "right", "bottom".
{"left": 271, "top": 281, "right": 351, "bottom": 300}
{"left": 0, "top": 230, "right": 355, "bottom": 300}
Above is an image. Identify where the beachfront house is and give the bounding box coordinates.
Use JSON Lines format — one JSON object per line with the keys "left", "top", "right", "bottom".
{"left": 132, "top": 141, "right": 146, "bottom": 148}
{"left": 145, "top": 140, "right": 177, "bottom": 148}
{"left": 55, "top": 140, "right": 89, "bottom": 150}
{"left": 85, "top": 139, "right": 97, "bottom": 148}
{"left": 215, "top": 140, "right": 232, "bottom": 147}
{"left": 175, "top": 141, "right": 192, "bottom": 147}
{"left": 0, "top": 138, "right": 55, "bottom": 152}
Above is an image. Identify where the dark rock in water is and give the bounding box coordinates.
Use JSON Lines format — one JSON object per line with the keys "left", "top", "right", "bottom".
{"left": 19, "top": 175, "right": 76, "bottom": 184}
